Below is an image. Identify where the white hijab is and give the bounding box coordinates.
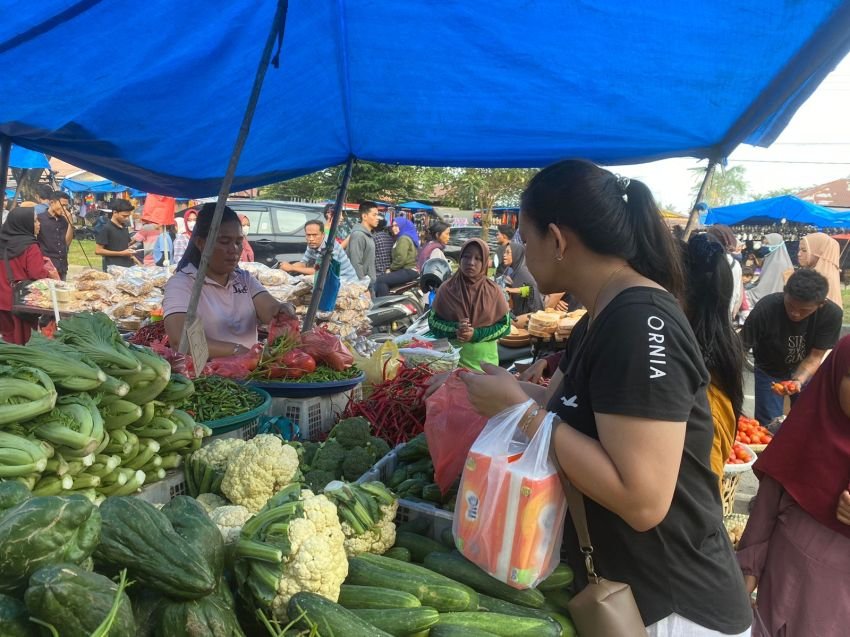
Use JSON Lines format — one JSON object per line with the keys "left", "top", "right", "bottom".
{"left": 747, "top": 233, "right": 793, "bottom": 306}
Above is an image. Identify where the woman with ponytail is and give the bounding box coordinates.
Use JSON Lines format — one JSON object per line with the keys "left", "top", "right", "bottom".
{"left": 453, "top": 160, "right": 752, "bottom": 635}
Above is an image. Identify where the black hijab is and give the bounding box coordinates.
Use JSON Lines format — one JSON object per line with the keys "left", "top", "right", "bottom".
{"left": 0, "top": 207, "right": 38, "bottom": 260}
{"left": 506, "top": 241, "right": 544, "bottom": 314}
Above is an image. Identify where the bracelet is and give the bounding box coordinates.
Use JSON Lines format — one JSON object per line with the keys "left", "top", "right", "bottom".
{"left": 518, "top": 404, "right": 542, "bottom": 436}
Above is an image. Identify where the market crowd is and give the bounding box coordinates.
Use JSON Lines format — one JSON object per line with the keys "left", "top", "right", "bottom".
{"left": 3, "top": 162, "right": 850, "bottom": 636}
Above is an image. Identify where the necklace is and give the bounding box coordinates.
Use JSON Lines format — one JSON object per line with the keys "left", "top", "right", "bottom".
{"left": 589, "top": 264, "right": 629, "bottom": 322}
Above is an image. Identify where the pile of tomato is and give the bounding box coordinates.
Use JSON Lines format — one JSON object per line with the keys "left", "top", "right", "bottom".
{"left": 735, "top": 415, "right": 773, "bottom": 446}
{"left": 727, "top": 442, "right": 753, "bottom": 465}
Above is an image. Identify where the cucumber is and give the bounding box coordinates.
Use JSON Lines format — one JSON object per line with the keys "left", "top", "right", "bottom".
{"left": 394, "top": 530, "right": 446, "bottom": 562}
{"left": 350, "top": 607, "right": 440, "bottom": 636}
{"left": 430, "top": 626, "right": 500, "bottom": 637}
{"left": 538, "top": 563, "right": 574, "bottom": 591}
{"left": 338, "top": 585, "right": 421, "bottom": 609}
{"left": 388, "top": 467, "right": 408, "bottom": 489}
{"left": 405, "top": 458, "right": 434, "bottom": 475}
{"left": 546, "top": 610, "right": 577, "bottom": 637}
{"left": 347, "top": 556, "right": 477, "bottom": 612}
{"left": 384, "top": 547, "right": 412, "bottom": 562}
{"left": 440, "top": 527, "right": 455, "bottom": 549}
{"left": 436, "top": 611, "right": 561, "bottom": 637}
{"left": 478, "top": 593, "right": 558, "bottom": 623}
{"left": 287, "top": 591, "right": 392, "bottom": 637}
{"left": 396, "top": 436, "right": 429, "bottom": 461}
{"left": 424, "top": 551, "right": 545, "bottom": 609}
{"left": 543, "top": 587, "right": 574, "bottom": 612}
{"left": 422, "top": 483, "right": 443, "bottom": 503}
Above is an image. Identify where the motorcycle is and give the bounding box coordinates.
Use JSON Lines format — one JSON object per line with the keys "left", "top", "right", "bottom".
{"left": 369, "top": 258, "right": 452, "bottom": 337}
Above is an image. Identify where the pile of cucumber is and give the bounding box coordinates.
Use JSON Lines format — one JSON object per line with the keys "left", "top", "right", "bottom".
{"left": 386, "top": 434, "right": 458, "bottom": 512}
{"left": 286, "top": 527, "right": 577, "bottom": 637}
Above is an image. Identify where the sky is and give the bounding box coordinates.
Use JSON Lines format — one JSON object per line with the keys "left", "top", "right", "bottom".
{"left": 609, "top": 54, "right": 850, "bottom": 214}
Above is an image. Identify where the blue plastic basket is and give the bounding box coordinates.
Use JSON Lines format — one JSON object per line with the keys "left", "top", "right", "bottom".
{"left": 248, "top": 373, "right": 365, "bottom": 399}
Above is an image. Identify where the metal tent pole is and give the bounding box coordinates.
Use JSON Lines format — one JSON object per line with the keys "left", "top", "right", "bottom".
{"left": 303, "top": 157, "right": 355, "bottom": 331}
{"left": 178, "top": 0, "right": 288, "bottom": 354}
{"left": 0, "top": 138, "right": 10, "bottom": 212}
{"left": 683, "top": 158, "right": 718, "bottom": 239}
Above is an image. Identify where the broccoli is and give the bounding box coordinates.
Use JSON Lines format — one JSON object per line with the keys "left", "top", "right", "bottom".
{"left": 328, "top": 417, "right": 371, "bottom": 450}
{"left": 367, "top": 436, "right": 391, "bottom": 462}
{"left": 341, "top": 447, "right": 375, "bottom": 482}
{"left": 304, "top": 469, "right": 337, "bottom": 493}
{"left": 310, "top": 439, "right": 345, "bottom": 474}
{"left": 302, "top": 441, "right": 320, "bottom": 468}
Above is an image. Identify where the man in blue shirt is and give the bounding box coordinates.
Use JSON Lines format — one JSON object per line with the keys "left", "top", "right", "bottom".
{"left": 280, "top": 220, "right": 361, "bottom": 284}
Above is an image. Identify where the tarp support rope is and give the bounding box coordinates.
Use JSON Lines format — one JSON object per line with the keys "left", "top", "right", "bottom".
{"left": 0, "top": 137, "right": 10, "bottom": 212}
{"left": 178, "top": 0, "right": 289, "bottom": 354}
{"left": 683, "top": 158, "right": 718, "bottom": 239}
{"left": 303, "top": 156, "right": 355, "bottom": 331}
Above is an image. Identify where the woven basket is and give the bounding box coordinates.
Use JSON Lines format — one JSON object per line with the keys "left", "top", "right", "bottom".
{"left": 721, "top": 473, "right": 742, "bottom": 517}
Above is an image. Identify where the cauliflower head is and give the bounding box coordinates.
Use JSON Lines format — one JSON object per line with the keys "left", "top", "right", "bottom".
{"left": 221, "top": 434, "right": 300, "bottom": 512}
{"left": 195, "top": 492, "right": 228, "bottom": 515}
{"left": 210, "top": 505, "right": 254, "bottom": 544}
{"left": 267, "top": 493, "right": 348, "bottom": 620}
{"left": 194, "top": 438, "right": 246, "bottom": 471}
{"left": 341, "top": 500, "right": 399, "bottom": 557}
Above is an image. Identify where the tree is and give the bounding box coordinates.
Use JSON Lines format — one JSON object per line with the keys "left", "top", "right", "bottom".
{"left": 441, "top": 168, "right": 537, "bottom": 233}
{"left": 260, "top": 162, "right": 447, "bottom": 204}
{"left": 751, "top": 187, "right": 796, "bottom": 200}
{"left": 689, "top": 164, "right": 748, "bottom": 207}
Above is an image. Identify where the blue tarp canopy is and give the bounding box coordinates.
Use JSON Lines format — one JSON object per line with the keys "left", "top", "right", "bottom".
{"left": 9, "top": 144, "right": 49, "bottom": 169}
{"left": 61, "top": 178, "right": 129, "bottom": 194}
{"left": 705, "top": 196, "right": 850, "bottom": 228}
{"left": 398, "top": 201, "right": 434, "bottom": 210}
{"left": 2, "top": 2, "right": 850, "bottom": 198}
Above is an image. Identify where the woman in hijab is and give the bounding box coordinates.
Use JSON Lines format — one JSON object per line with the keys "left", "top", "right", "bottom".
{"left": 797, "top": 232, "right": 841, "bottom": 308}
{"left": 737, "top": 335, "right": 850, "bottom": 636}
{"left": 0, "top": 207, "right": 54, "bottom": 343}
{"left": 502, "top": 240, "right": 544, "bottom": 317}
{"left": 417, "top": 220, "right": 450, "bottom": 269}
{"left": 429, "top": 238, "right": 511, "bottom": 370}
{"left": 746, "top": 233, "right": 793, "bottom": 307}
{"left": 374, "top": 217, "right": 420, "bottom": 297}
{"left": 238, "top": 215, "right": 254, "bottom": 262}
{"left": 706, "top": 224, "right": 744, "bottom": 320}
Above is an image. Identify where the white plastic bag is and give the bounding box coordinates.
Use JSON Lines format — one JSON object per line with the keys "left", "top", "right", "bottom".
{"left": 453, "top": 400, "right": 567, "bottom": 589}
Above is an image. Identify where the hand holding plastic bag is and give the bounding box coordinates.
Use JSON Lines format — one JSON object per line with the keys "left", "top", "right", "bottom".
{"left": 425, "top": 372, "right": 488, "bottom": 494}
{"left": 454, "top": 400, "right": 567, "bottom": 589}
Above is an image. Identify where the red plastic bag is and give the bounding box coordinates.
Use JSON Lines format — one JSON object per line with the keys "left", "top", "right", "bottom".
{"left": 201, "top": 343, "right": 263, "bottom": 379}
{"left": 425, "top": 371, "right": 488, "bottom": 494}
{"left": 300, "top": 327, "right": 354, "bottom": 372}
{"left": 149, "top": 341, "right": 194, "bottom": 376}
{"left": 267, "top": 314, "right": 301, "bottom": 349}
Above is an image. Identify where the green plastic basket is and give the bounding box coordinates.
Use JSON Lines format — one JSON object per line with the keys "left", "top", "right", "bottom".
{"left": 201, "top": 386, "right": 272, "bottom": 435}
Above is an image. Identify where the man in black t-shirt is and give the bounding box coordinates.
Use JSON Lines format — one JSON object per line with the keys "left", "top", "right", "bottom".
{"left": 95, "top": 200, "right": 137, "bottom": 271}
{"left": 742, "top": 269, "right": 842, "bottom": 426}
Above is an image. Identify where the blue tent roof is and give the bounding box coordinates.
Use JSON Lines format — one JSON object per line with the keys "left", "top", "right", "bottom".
{"left": 398, "top": 201, "right": 433, "bottom": 210}
{"left": 61, "top": 178, "right": 129, "bottom": 194}
{"left": 9, "top": 144, "right": 49, "bottom": 169}
{"left": 705, "top": 196, "right": 850, "bottom": 228}
{"left": 1, "top": 2, "right": 849, "bottom": 197}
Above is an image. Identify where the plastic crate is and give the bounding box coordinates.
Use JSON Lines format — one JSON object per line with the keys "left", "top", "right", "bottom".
{"left": 204, "top": 419, "right": 259, "bottom": 443}
{"left": 358, "top": 444, "right": 454, "bottom": 542}
{"left": 134, "top": 469, "right": 187, "bottom": 505}
{"left": 269, "top": 386, "right": 363, "bottom": 441}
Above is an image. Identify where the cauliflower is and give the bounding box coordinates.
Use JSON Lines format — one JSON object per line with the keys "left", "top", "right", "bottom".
{"left": 210, "top": 505, "right": 253, "bottom": 544}
{"left": 236, "top": 489, "right": 348, "bottom": 621}
{"left": 221, "top": 434, "right": 300, "bottom": 512}
{"left": 194, "top": 438, "right": 246, "bottom": 471}
{"left": 340, "top": 500, "right": 399, "bottom": 557}
{"left": 195, "top": 492, "right": 228, "bottom": 515}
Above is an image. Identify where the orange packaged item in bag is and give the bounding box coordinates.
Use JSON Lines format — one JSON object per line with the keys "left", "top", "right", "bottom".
{"left": 454, "top": 400, "right": 567, "bottom": 589}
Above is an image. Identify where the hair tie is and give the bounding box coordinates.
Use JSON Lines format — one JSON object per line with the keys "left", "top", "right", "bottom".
{"left": 615, "top": 175, "right": 630, "bottom": 202}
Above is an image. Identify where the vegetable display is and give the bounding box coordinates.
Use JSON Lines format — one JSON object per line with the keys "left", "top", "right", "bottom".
{"left": 342, "top": 365, "right": 433, "bottom": 446}
{"left": 388, "top": 434, "right": 459, "bottom": 511}
{"left": 726, "top": 442, "right": 754, "bottom": 465}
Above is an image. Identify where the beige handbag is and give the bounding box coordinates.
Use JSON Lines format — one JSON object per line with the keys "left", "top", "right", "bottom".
{"left": 552, "top": 457, "right": 648, "bottom": 637}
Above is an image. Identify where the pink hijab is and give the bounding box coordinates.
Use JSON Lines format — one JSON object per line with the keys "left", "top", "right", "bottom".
{"left": 801, "top": 232, "right": 841, "bottom": 308}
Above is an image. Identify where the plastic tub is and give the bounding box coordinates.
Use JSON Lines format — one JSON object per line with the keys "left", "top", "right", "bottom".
{"left": 201, "top": 386, "right": 272, "bottom": 435}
